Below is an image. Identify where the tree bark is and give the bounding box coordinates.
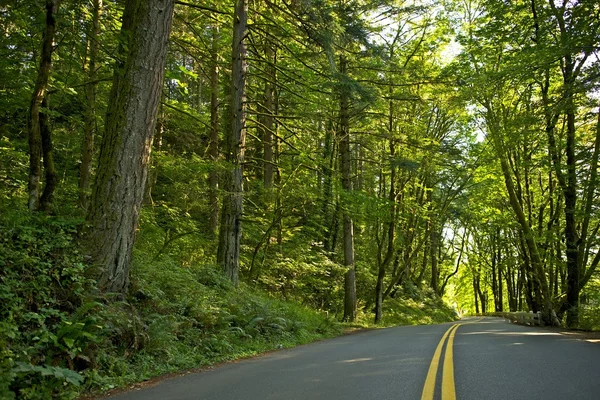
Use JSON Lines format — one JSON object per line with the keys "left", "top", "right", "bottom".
{"left": 321, "top": 121, "right": 336, "bottom": 252}
{"left": 39, "top": 97, "right": 58, "bottom": 210}
{"left": 144, "top": 100, "right": 164, "bottom": 204}
{"left": 339, "top": 55, "right": 356, "bottom": 322}
{"left": 563, "top": 66, "right": 579, "bottom": 328}
{"left": 491, "top": 242, "right": 498, "bottom": 311}
{"left": 375, "top": 98, "right": 396, "bottom": 324}
{"left": 263, "top": 36, "right": 275, "bottom": 191}
{"left": 208, "top": 25, "right": 220, "bottom": 236}
{"left": 79, "top": 0, "right": 102, "bottom": 209}
{"left": 496, "top": 233, "right": 504, "bottom": 312}
{"left": 217, "top": 0, "right": 248, "bottom": 286}
{"left": 430, "top": 221, "right": 439, "bottom": 295}
{"left": 473, "top": 273, "right": 480, "bottom": 314}
{"left": 27, "top": 0, "right": 59, "bottom": 211}
{"left": 85, "top": 0, "right": 174, "bottom": 295}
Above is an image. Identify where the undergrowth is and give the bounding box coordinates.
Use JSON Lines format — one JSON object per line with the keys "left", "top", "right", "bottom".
{"left": 0, "top": 202, "right": 457, "bottom": 399}
{"left": 380, "top": 285, "right": 458, "bottom": 326}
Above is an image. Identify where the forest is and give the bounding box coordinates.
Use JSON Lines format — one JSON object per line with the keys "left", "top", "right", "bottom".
{"left": 1, "top": 0, "right": 599, "bottom": 398}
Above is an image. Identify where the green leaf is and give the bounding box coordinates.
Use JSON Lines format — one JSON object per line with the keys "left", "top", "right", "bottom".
{"left": 63, "top": 337, "right": 75, "bottom": 348}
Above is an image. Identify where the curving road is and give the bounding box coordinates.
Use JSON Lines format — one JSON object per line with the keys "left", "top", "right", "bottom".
{"left": 104, "top": 317, "right": 600, "bottom": 400}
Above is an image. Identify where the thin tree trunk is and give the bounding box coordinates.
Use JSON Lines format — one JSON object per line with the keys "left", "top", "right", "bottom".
{"left": 430, "top": 222, "right": 439, "bottom": 295}
{"left": 39, "top": 97, "right": 58, "bottom": 210}
{"left": 322, "top": 121, "right": 336, "bottom": 252}
{"left": 563, "top": 79, "right": 579, "bottom": 328}
{"left": 339, "top": 55, "right": 356, "bottom": 322}
{"left": 28, "top": 0, "right": 59, "bottom": 211}
{"left": 263, "top": 36, "right": 275, "bottom": 191}
{"left": 144, "top": 101, "right": 164, "bottom": 204}
{"left": 217, "top": 0, "right": 248, "bottom": 286}
{"left": 486, "top": 106, "right": 550, "bottom": 312}
{"left": 208, "top": 25, "right": 220, "bottom": 235}
{"left": 79, "top": 0, "right": 102, "bottom": 209}
{"left": 491, "top": 246, "right": 498, "bottom": 311}
{"left": 85, "top": 0, "right": 174, "bottom": 295}
{"left": 473, "top": 274, "right": 480, "bottom": 314}
{"left": 375, "top": 106, "right": 395, "bottom": 324}
{"left": 505, "top": 264, "right": 515, "bottom": 312}
{"left": 497, "top": 234, "right": 504, "bottom": 312}
{"left": 580, "top": 106, "right": 600, "bottom": 288}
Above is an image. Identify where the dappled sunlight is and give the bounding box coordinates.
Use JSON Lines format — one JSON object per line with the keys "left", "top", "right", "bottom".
{"left": 462, "top": 320, "right": 504, "bottom": 324}
{"left": 462, "top": 331, "right": 561, "bottom": 336}
{"left": 339, "top": 357, "right": 373, "bottom": 364}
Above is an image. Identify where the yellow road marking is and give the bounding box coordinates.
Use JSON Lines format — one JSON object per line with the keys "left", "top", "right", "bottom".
{"left": 421, "top": 324, "right": 459, "bottom": 400}
{"left": 442, "top": 324, "right": 461, "bottom": 400}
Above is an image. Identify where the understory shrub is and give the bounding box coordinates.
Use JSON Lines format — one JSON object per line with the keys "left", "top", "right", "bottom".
{"left": 0, "top": 204, "right": 90, "bottom": 399}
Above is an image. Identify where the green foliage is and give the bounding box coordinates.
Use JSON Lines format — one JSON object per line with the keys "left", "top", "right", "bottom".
{"left": 380, "top": 283, "right": 458, "bottom": 326}
{"left": 0, "top": 203, "right": 90, "bottom": 399}
{"left": 255, "top": 250, "right": 346, "bottom": 312}
{"left": 580, "top": 278, "right": 600, "bottom": 331}
{"left": 77, "top": 252, "right": 343, "bottom": 392}
{"left": 0, "top": 136, "right": 28, "bottom": 200}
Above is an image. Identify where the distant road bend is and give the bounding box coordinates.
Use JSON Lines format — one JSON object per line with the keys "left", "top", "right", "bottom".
{"left": 106, "top": 317, "right": 600, "bottom": 400}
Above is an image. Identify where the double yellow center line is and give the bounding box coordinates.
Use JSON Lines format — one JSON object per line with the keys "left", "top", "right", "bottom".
{"left": 421, "top": 323, "right": 462, "bottom": 400}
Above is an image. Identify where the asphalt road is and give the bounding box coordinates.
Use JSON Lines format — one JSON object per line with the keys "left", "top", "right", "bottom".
{"left": 105, "top": 317, "right": 600, "bottom": 400}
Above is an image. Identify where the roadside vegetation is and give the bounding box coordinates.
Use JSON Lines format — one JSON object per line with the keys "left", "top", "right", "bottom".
{"left": 0, "top": 204, "right": 456, "bottom": 399}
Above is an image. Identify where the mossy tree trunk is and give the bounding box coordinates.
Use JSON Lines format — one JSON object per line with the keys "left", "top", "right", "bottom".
{"left": 27, "top": 0, "right": 59, "bottom": 211}
{"left": 39, "top": 97, "right": 58, "bottom": 210}
{"left": 85, "top": 0, "right": 174, "bottom": 295}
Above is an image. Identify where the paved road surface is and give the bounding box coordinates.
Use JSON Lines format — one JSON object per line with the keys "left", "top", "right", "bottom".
{"left": 105, "top": 317, "right": 600, "bottom": 399}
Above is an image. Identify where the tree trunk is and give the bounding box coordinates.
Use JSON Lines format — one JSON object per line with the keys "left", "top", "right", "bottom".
{"left": 339, "top": 55, "right": 356, "bottom": 322}
{"left": 217, "top": 0, "right": 248, "bottom": 286}
{"left": 322, "top": 121, "right": 336, "bottom": 252}
{"left": 505, "top": 264, "right": 516, "bottom": 312}
{"left": 579, "top": 105, "right": 600, "bottom": 288}
{"left": 144, "top": 101, "right": 164, "bottom": 204}
{"left": 28, "top": 0, "right": 60, "bottom": 211}
{"left": 486, "top": 106, "right": 550, "bottom": 311}
{"left": 85, "top": 0, "right": 174, "bottom": 295}
{"left": 430, "top": 222, "right": 439, "bottom": 295}
{"left": 497, "top": 236, "right": 503, "bottom": 312}
{"left": 79, "top": 0, "right": 102, "bottom": 209}
{"left": 473, "top": 274, "right": 480, "bottom": 314}
{"left": 563, "top": 69, "right": 579, "bottom": 328}
{"left": 208, "top": 25, "right": 220, "bottom": 236}
{"left": 39, "top": 97, "right": 58, "bottom": 210}
{"left": 263, "top": 36, "right": 275, "bottom": 191}
{"left": 375, "top": 106, "right": 396, "bottom": 324}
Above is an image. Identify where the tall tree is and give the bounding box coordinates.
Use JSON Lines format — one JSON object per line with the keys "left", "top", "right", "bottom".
{"left": 208, "top": 24, "right": 220, "bottom": 235}
{"left": 85, "top": 0, "right": 175, "bottom": 295}
{"left": 27, "top": 0, "right": 60, "bottom": 211}
{"left": 338, "top": 54, "right": 357, "bottom": 321}
{"left": 78, "top": 0, "right": 103, "bottom": 209}
{"left": 217, "top": 0, "right": 248, "bottom": 286}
